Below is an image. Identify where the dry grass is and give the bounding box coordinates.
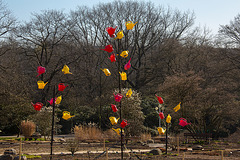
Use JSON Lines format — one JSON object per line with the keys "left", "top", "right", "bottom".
{"left": 140, "top": 132, "right": 152, "bottom": 142}
{"left": 21, "top": 120, "right": 36, "bottom": 138}
{"left": 74, "top": 124, "right": 103, "bottom": 141}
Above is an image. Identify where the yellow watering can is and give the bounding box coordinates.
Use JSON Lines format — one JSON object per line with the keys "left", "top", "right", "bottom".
{"left": 126, "top": 89, "right": 132, "bottom": 98}
{"left": 37, "top": 80, "right": 48, "bottom": 89}
{"left": 62, "top": 65, "right": 72, "bottom": 74}
{"left": 101, "top": 68, "right": 111, "bottom": 76}
{"left": 55, "top": 95, "right": 62, "bottom": 104}
{"left": 120, "top": 50, "right": 128, "bottom": 58}
{"left": 109, "top": 116, "right": 119, "bottom": 125}
{"left": 112, "top": 128, "right": 124, "bottom": 135}
{"left": 119, "top": 72, "right": 127, "bottom": 80}
{"left": 166, "top": 114, "right": 171, "bottom": 124}
{"left": 62, "top": 111, "right": 75, "bottom": 120}
{"left": 114, "top": 30, "right": 124, "bottom": 40}
{"left": 125, "top": 21, "right": 137, "bottom": 30}
{"left": 157, "top": 127, "right": 166, "bottom": 135}
{"left": 173, "top": 102, "right": 181, "bottom": 112}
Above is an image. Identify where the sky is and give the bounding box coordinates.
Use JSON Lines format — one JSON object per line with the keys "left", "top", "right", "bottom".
{"left": 3, "top": 0, "right": 240, "bottom": 35}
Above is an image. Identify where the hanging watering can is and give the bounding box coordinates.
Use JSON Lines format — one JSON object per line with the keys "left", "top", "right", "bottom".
{"left": 109, "top": 53, "right": 116, "bottom": 62}
{"left": 126, "top": 89, "right": 132, "bottom": 98}
{"left": 48, "top": 97, "right": 56, "bottom": 106}
{"left": 120, "top": 50, "right": 128, "bottom": 58}
{"left": 166, "top": 114, "right": 171, "bottom": 124}
{"left": 114, "top": 30, "right": 124, "bottom": 40}
{"left": 111, "top": 104, "right": 118, "bottom": 112}
{"left": 157, "top": 127, "right": 166, "bottom": 135}
{"left": 37, "top": 66, "right": 46, "bottom": 77}
{"left": 124, "top": 58, "right": 131, "bottom": 70}
{"left": 62, "top": 111, "right": 74, "bottom": 120}
{"left": 119, "top": 72, "right": 127, "bottom": 80}
{"left": 125, "top": 21, "right": 137, "bottom": 30}
{"left": 173, "top": 102, "right": 181, "bottom": 112}
{"left": 106, "top": 26, "right": 117, "bottom": 37}
{"left": 101, "top": 68, "right": 111, "bottom": 76}
{"left": 55, "top": 95, "right": 62, "bottom": 105}
{"left": 159, "top": 112, "right": 164, "bottom": 120}
{"left": 31, "top": 102, "right": 43, "bottom": 111}
{"left": 37, "top": 80, "right": 48, "bottom": 89}
{"left": 101, "top": 45, "right": 114, "bottom": 53}
{"left": 109, "top": 116, "right": 119, "bottom": 125}
{"left": 155, "top": 94, "right": 164, "bottom": 104}
{"left": 58, "top": 83, "right": 68, "bottom": 91}
{"left": 112, "top": 128, "right": 123, "bottom": 135}
{"left": 179, "top": 118, "right": 191, "bottom": 127}
{"left": 120, "top": 119, "right": 129, "bottom": 129}
{"left": 62, "top": 65, "right": 72, "bottom": 74}
{"left": 113, "top": 93, "right": 123, "bottom": 102}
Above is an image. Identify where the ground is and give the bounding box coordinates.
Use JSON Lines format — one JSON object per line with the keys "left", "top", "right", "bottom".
{"left": 0, "top": 136, "right": 240, "bottom": 159}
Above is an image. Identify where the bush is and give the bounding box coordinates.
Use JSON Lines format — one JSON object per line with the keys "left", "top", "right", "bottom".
{"left": 74, "top": 123, "right": 103, "bottom": 141}
{"left": 20, "top": 120, "right": 36, "bottom": 138}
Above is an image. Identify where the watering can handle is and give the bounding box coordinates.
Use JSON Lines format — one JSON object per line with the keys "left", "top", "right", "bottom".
{"left": 179, "top": 118, "right": 186, "bottom": 121}
{"left": 63, "top": 111, "right": 69, "bottom": 114}
{"left": 125, "top": 21, "right": 132, "bottom": 25}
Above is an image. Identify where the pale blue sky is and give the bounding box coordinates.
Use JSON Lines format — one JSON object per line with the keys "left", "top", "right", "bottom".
{"left": 4, "top": 0, "right": 240, "bottom": 34}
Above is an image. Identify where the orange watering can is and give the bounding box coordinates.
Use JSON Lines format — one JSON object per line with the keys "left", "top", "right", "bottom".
{"left": 111, "top": 104, "right": 118, "bottom": 112}
{"left": 31, "top": 102, "right": 43, "bottom": 111}
{"left": 106, "top": 26, "right": 117, "bottom": 37}
{"left": 120, "top": 50, "right": 128, "bottom": 58}
{"left": 113, "top": 93, "right": 123, "bottom": 102}
{"left": 124, "top": 58, "right": 131, "bottom": 70}
{"left": 126, "top": 89, "right": 132, "bottom": 98}
{"left": 62, "top": 65, "right": 72, "bottom": 74}
{"left": 155, "top": 94, "right": 164, "bottom": 104}
{"left": 112, "top": 128, "right": 124, "bottom": 135}
{"left": 120, "top": 119, "right": 129, "bottom": 128}
{"left": 109, "top": 116, "right": 119, "bottom": 125}
{"left": 179, "top": 118, "right": 191, "bottom": 127}
{"left": 166, "top": 114, "right": 171, "bottom": 124}
{"left": 101, "top": 68, "right": 111, "bottom": 76}
{"left": 55, "top": 95, "right": 62, "bottom": 104}
{"left": 101, "top": 45, "right": 114, "bottom": 53}
{"left": 173, "top": 102, "right": 181, "bottom": 112}
{"left": 114, "top": 30, "right": 124, "bottom": 40}
{"left": 125, "top": 21, "right": 137, "bottom": 30}
{"left": 119, "top": 72, "right": 127, "bottom": 80}
{"left": 157, "top": 127, "right": 166, "bottom": 135}
{"left": 62, "top": 111, "right": 75, "bottom": 120}
{"left": 37, "top": 80, "right": 48, "bottom": 89}
{"left": 58, "top": 83, "right": 68, "bottom": 91}
{"left": 159, "top": 112, "right": 164, "bottom": 119}
{"left": 109, "top": 53, "right": 116, "bottom": 62}
{"left": 37, "top": 66, "right": 46, "bottom": 77}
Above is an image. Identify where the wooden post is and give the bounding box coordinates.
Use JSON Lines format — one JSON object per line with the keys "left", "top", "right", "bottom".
{"left": 19, "top": 137, "right": 22, "bottom": 160}
{"left": 177, "top": 136, "right": 179, "bottom": 155}
{"left": 221, "top": 150, "right": 224, "bottom": 160}
{"left": 103, "top": 138, "right": 106, "bottom": 151}
{"left": 106, "top": 148, "right": 108, "bottom": 160}
{"left": 182, "top": 152, "right": 185, "bottom": 160}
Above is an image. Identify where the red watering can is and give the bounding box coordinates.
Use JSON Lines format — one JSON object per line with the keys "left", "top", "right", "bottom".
{"left": 37, "top": 66, "right": 46, "bottom": 77}
{"left": 113, "top": 93, "right": 123, "bottom": 102}
{"left": 109, "top": 53, "right": 116, "bottom": 62}
{"left": 101, "top": 45, "right": 114, "bottom": 53}
{"left": 31, "top": 102, "right": 43, "bottom": 111}
{"left": 120, "top": 119, "right": 129, "bottom": 128}
{"left": 179, "top": 118, "right": 191, "bottom": 127}
{"left": 159, "top": 112, "right": 164, "bottom": 119}
{"left": 111, "top": 104, "right": 118, "bottom": 112}
{"left": 48, "top": 98, "right": 56, "bottom": 106}
{"left": 124, "top": 58, "right": 131, "bottom": 70}
{"left": 155, "top": 94, "right": 164, "bottom": 104}
{"left": 58, "top": 83, "right": 68, "bottom": 91}
{"left": 106, "top": 26, "right": 117, "bottom": 37}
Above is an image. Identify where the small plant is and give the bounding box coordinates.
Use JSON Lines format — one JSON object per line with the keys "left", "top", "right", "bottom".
{"left": 20, "top": 120, "right": 36, "bottom": 138}
{"left": 22, "top": 154, "right": 42, "bottom": 159}
{"left": 65, "top": 139, "right": 79, "bottom": 156}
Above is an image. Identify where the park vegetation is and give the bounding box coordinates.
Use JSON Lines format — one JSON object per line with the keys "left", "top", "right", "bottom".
{"left": 0, "top": 0, "right": 240, "bottom": 139}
